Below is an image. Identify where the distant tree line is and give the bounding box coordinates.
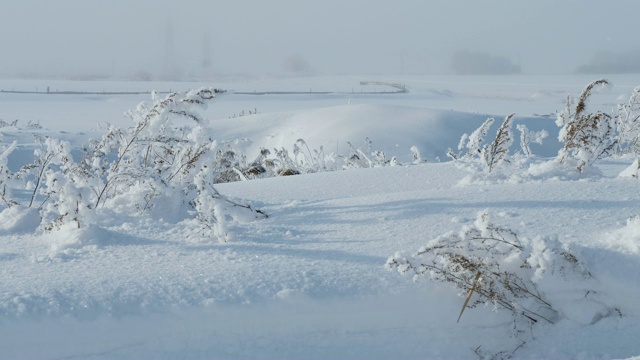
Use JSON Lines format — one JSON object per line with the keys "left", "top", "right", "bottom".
{"left": 450, "top": 50, "right": 521, "bottom": 75}
{"left": 576, "top": 49, "right": 640, "bottom": 74}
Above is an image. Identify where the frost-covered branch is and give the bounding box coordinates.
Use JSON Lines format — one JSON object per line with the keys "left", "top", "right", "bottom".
{"left": 516, "top": 124, "right": 548, "bottom": 157}
{"left": 615, "top": 86, "right": 640, "bottom": 155}
{"left": 557, "top": 79, "right": 617, "bottom": 172}
{"left": 484, "top": 113, "right": 515, "bottom": 172}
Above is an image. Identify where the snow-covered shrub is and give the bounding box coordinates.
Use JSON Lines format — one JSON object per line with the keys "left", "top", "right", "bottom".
{"left": 37, "top": 137, "right": 96, "bottom": 231}
{"left": 85, "top": 89, "right": 219, "bottom": 213}
{"left": 484, "top": 113, "right": 515, "bottom": 172}
{"left": 1, "top": 88, "right": 265, "bottom": 242}
{"left": 450, "top": 114, "right": 515, "bottom": 174}
{"left": 386, "top": 211, "right": 608, "bottom": 359}
{"left": 211, "top": 137, "right": 407, "bottom": 180}
{"left": 26, "top": 120, "right": 42, "bottom": 129}
{"left": 1, "top": 136, "right": 87, "bottom": 229}
{"left": 342, "top": 137, "right": 395, "bottom": 169}
{"left": 343, "top": 138, "right": 375, "bottom": 169}
{"left": 454, "top": 117, "right": 495, "bottom": 161}
{"left": 15, "top": 136, "right": 57, "bottom": 209}
{"left": 557, "top": 79, "right": 617, "bottom": 172}
{"left": 614, "top": 86, "right": 640, "bottom": 177}
{"left": 0, "top": 140, "right": 18, "bottom": 207}
{"left": 293, "top": 139, "right": 335, "bottom": 172}
{"left": 188, "top": 164, "right": 267, "bottom": 242}
{"left": 240, "top": 139, "right": 341, "bottom": 179}
{"left": 7, "top": 135, "right": 102, "bottom": 231}
{"left": 210, "top": 143, "right": 249, "bottom": 183}
{"left": 387, "top": 211, "right": 561, "bottom": 325}
{"left": 120, "top": 90, "right": 211, "bottom": 192}
{"left": 614, "top": 86, "right": 640, "bottom": 155}
{"left": 0, "top": 119, "right": 18, "bottom": 128}
{"left": 86, "top": 88, "right": 264, "bottom": 240}
{"left": 273, "top": 147, "right": 303, "bottom": 175}
{"left": 239, "top": 146, "right": 299, "bottom": 178}
{"left": 242, "top": 147, "right": 272, "bottom": 179}
{"left": 516, "top": 124, "right": 548, "bottom": 158}
{"left": 410, "top": 145, "right": 424, "bottom": 164}
{"left": 241, "top": 137, "right": 404, "bottom": 177}
{"left": 229, "top": 107, "right": 258, "bottom": 118}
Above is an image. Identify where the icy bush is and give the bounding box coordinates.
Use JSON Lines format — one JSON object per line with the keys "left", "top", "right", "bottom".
{"left": 38, "top": 137, "right": 96, "bottom": 231}
{"left": 222, "top": 137, "right": 404, "bottom": 179}
{"left": 386, "top": 211, "right": 617, "bottom": 359}
{"left": 0, "top": 140, "right": 17, "bottom": 207}
{"left": 206, "top": 137, "right": 400, "bottom": 181}
{"left": 516, "top": 124, "right": 548, "bottom": 158}
{"left": 615, "top": 86, "right": 640, "bottom": 155}
{"left": 0, "top": 88, "right": 267, "bottom": 243}
{"left": 410, "top": 145, "right": 424, "bottom": 164}
{"left": 449, "top": 114, "right": 516, "bottom": 176}
{"left": 293, "top": 139, "right": 335, "bottom": 172}
{"left": 453, "top": 117, "right": 494, "bottom": 161}
{"left": 342, "top": 137, "right": 398, "bottom": 169}
{"left": 187, "top": 164, "right": 266, "bottom": 241}
{"left": 557, "top": 79, "right": 617, "bottom": 172}
{"left": 93, "top": 89, "right": 217, "bottom": 209}
{"left": 87, "top": 88, "right": 265, "bottom": 241}
{"left": 484, "top": 113, "right": 515, "bottom": 172}
{"left": 0, "top": 86, "right": 417, "bottom": 241}
{"left": 450, "top": 79, "right": 640, "bottom": 181}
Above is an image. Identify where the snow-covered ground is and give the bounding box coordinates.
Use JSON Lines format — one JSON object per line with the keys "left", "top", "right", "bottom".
{"left": 1, "top": 75, "right": 639, "bottom": 359}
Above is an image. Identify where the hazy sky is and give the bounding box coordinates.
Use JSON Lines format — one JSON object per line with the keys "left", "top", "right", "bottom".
{"left": 1, "top": 0, "right": 638, "bottom": 79}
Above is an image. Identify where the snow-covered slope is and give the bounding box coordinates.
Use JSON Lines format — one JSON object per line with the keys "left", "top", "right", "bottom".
{"left": 208, "top": 103, "right": 559, "bottom": 162}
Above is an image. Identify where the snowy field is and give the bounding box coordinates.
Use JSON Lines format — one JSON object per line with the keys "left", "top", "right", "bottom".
{"left": 1, "top": 74, "right": 639, "bottom": 359}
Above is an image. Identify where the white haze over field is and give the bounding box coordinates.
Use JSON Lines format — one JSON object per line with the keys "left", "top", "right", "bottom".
{"left": 1, "top": 0, "right": 640, "bottom": 79}
{"left": 2, "top": 1, "right": 640, "bottom": 357}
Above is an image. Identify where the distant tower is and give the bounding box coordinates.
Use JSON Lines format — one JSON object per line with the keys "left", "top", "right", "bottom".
{"left": 162, "top": 22, "right": 179, "bottom": 80}
{"left": 202, "top": 32, "right": 213, "bottom": 70}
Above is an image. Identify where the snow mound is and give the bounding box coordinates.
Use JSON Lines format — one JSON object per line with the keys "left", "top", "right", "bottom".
{"left": 208, "top": 104, "right": 560, "bottom": 162}
{"left": 0, "top": 205, "right": 40, "bottom": 234}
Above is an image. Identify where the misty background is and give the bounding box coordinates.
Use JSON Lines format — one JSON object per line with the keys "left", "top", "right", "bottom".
{"left": 1, "top": 0, "right": 639, "bottom": 80}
